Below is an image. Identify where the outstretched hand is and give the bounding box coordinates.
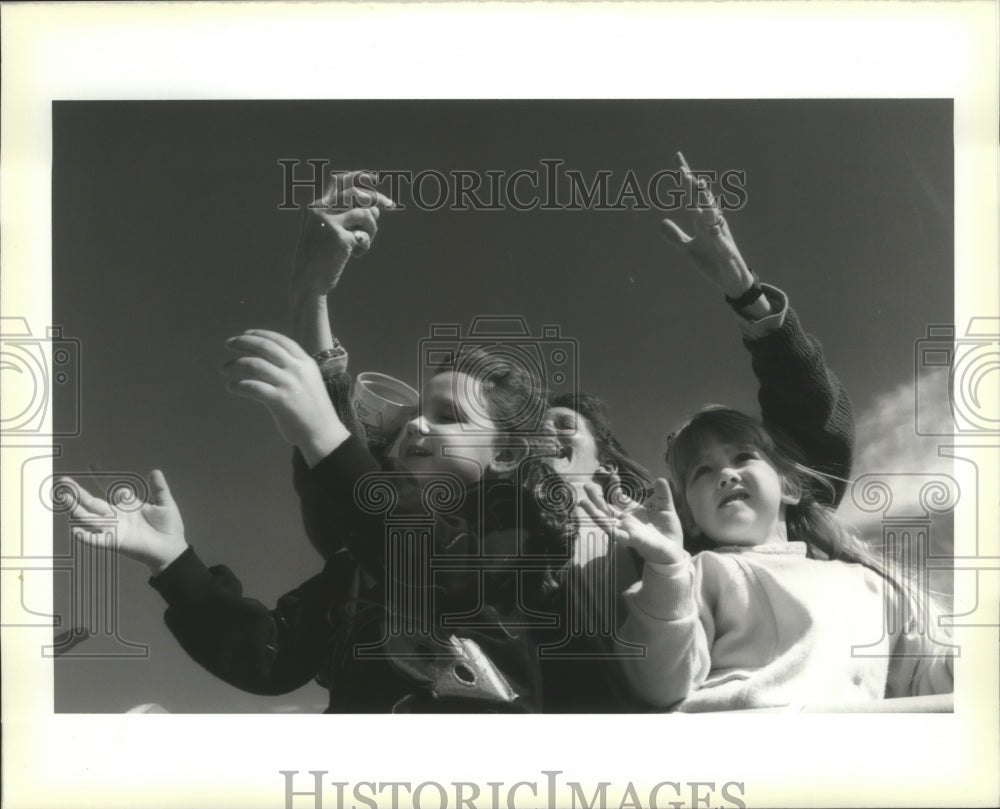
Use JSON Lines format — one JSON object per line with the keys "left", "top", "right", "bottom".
{"left": 659, "top": 152, "right": 755, "bottom": 300}
{"left": 577, "top": 473, "right": 686, "bottom": 566}
{"left": 222, "top": 329, "right": 349, "bottom": 466}
{"left": 55, "top": 470, "right": 188, "bottom": 574}
{"left": 292, "top": 170, "right": 396, "bottom": 299}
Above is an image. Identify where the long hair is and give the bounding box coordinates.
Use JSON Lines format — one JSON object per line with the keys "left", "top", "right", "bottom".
{"left": 429, "top": 346, "right": 575, "bottom": 608}
{"left": 666, "top": 406, "right": 947, "bottom": 635}
{"left": 549, "top": 392, "right": 654, "bottom": 501}
{"left": 521, "top": 393, "right": 654, "bottom": 602}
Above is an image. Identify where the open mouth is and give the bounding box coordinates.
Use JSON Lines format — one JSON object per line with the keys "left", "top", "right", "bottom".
{"left": 404, "top": 443, "right": 433, "bottom": 458}
{"left": 718, "top": 491, "right": 749, "bottom": 508}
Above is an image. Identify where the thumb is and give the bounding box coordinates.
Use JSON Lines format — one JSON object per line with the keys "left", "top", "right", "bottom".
{"left": 648, "top": 477, "right": 675, "bottom": 512}
{"left": 659, "top": 218, "right": 693, "bottom": 249}
{"left": 148, "top": 469, "right": 175, "bottom": 507}
{"left": 351, "top": 229, "right": 371, "bottom": 257}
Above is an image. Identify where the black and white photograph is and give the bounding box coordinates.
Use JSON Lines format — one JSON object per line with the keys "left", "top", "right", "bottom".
{"left": 2, "top": 3, "right": 998, "bottom": 808}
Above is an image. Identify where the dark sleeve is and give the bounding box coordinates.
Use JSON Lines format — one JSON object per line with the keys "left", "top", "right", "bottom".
{"left": 293, "top": 432, "right": 382, "bottom": 565}
{"left": 150, "top": 546, "right": 353, "bottom": 697}
{"left": 292, "top": 369, "right": 410, "bottom": 566}
{"left": 293, "top": 426, "right": 506, "bottom": 610}
{"left": 744, "top": 302, "right": 855, "bottom": 506}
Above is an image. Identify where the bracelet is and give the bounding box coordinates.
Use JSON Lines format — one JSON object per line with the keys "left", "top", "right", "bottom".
{"left": 724, "top": 272, "right": 764, "bottom": 312}
{"left": 311, "top": 340, "right": 346, "bottom": 364}
{"left": 312, "top": 340, "right": 348, "bottom": 378}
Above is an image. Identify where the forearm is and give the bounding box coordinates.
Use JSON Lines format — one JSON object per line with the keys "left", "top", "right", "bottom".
{"left": 298, "top": 418, "right": 352, "bottom": 469}
{"left": 144, "top": 539, "right": 190, "bottom": 577}
{"left": 151, "top": 547, "right": 331, "bottom": 695}
{"left": 291, "top": 290, "right": 336, "bottom": 356}
{"left": 617, "top": 556, "right": 710, "bottom": 709}
{"left": 738, "top": 288, "right": 855, "bottom": 502}
{"left": 293, "top": 434, "right": 383, "bottom": 566}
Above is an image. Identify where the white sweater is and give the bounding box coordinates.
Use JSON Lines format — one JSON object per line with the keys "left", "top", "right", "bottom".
{"left": 618, "top": 542, "right": 954, "bottom": 711}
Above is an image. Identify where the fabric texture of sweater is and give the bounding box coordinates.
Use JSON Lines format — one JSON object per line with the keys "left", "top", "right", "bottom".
{"left": 154, "top": 367, "right": 547, "bottom": 712}
{"left": 619, "top": 542, "right": 954, "bottom": 711}
{"left": 149, "top": 285, "right": 858, "bottom": 713}
{"left": 538, "top": 285, "right": 860, "bottom": 711}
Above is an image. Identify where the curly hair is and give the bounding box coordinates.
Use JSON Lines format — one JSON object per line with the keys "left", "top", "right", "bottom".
{"left": 520, "top": 393, "right": 654, "bottom": 602}
{"left": 548, "top": 392, "right": 653, "bottom": 501}
{"left": 432, "top": 344, "right": 550, "bottom": 439}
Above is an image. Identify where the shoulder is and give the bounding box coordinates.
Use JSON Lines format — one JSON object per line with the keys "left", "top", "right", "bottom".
{"left": 690, "top": 550, "right": 746, "bottom": 604}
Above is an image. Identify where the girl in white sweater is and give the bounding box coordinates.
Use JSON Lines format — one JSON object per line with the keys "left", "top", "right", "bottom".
{"left": 579, "top": 406, "right": 954, "bottom": 711}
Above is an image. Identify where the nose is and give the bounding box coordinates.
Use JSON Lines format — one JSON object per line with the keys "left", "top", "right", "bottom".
{"left": 717, "top": 467, "right": 741, "bottom": 487}
{"left": 406, "top": 414, "right": 431, "bottom": 436}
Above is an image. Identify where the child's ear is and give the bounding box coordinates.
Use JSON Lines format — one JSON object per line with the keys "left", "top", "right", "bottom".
{"left": 489, "top": 438, "right": 529, "bottom": 477}
{"left": 781, "top": 477, "right": 802, "bottom": 506}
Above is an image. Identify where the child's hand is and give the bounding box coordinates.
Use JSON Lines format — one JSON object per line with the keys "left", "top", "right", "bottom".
{"left": 55, "top": 471, "right": 188, "bottom": 574}
{"left": 222, "top": 329, "right": 350, "bottom": 466}
{"left": 578, "top": 474, "right": 685, "bottom": 566}
{"left": 292, "top": 170, "right": 396, "bottom": 299}
{"left": 659, "top": 152, "right": 755, "bottom": 300}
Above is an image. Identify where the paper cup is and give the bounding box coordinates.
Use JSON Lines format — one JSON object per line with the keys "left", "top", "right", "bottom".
{"left": 351, "top": 372, "right": 420, "bottom": 455}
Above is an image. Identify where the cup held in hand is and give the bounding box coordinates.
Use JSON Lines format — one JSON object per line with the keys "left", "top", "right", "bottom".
{"left": 351, "top": 372, "right": 419, "bottom": 455}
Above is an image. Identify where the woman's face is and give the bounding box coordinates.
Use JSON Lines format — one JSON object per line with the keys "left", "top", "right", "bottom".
{"left": 545, "top": 406, "right": 602, "bottom": 481}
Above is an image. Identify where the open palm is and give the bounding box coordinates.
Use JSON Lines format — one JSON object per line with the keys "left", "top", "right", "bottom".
{"left": 580, "top": 476, "right": 686, "bottom": 566}
{"left": 660, "top": 151, "right": 755, "bottom": 299}
{"left": 56, "top": 470, "right": 187, "bottom": 573}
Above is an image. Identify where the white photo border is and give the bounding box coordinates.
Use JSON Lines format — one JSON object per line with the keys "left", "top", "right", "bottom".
{"left": 2, "top": 2, "right": 998, "bottom": 808}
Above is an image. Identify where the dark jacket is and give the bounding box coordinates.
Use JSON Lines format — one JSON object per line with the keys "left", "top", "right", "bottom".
{"left": 150, "top": 290, "right": 853, "bottom": 713}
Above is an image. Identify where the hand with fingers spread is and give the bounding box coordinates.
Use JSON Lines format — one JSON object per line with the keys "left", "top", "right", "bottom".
{"left": 55, "top": 470, "right": 188, "bottom": 574}
{"left": 578, "top": 473, "right": 686, "bottom": 566}
{"left": 222, "top": 329, "right": 350, "bottom": 466}
{"left": 292, "top": 170, "right": 396, "bottom": 300}
{"left": 660, "top": 152, "right": 759, "bottom": 302}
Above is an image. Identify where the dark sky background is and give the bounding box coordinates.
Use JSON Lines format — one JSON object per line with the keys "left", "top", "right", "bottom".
{"left": 51, "top": 100, "right": 953, "bottom": 712}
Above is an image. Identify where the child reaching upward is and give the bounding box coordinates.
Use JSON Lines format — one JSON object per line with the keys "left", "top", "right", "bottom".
{"left": 581, "top": 407, "right": 954, "bottom": 712}
{"left": 58, "top": 174, "right": 562, "bottom": 712}
{"left": 59, "top": 337, "right": 555, "bottom": 712}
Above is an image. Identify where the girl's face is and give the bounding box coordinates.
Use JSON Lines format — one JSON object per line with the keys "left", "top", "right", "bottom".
{"left": 545, "top": 406, "right": 602, "bottom": 480}
{"left": 682, "top": 436, "right": 793, "bottom": 546}
{"left": 396, "top": 371, "right": 505, "bottom": 485}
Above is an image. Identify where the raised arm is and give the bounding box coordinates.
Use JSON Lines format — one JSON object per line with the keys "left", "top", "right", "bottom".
{"left": 577, "top": 474, "right": 712, "bottom": 708}
{"left": 151, "top": 546, "right": 349, "bottom": 696}
{"left": 660, "top": 152, "right": 854, "bottom": 504}
{"left": 286, "top": 171, "right": 397, "bottom": 559}
{"left": 290, "top": 170, "right": 394, "bottom": 356}
{"left": 55, "top": 473, "right": 336, "bottom": 696}
{"left": 740, "top": 298, "right": 854, "bottom": 504}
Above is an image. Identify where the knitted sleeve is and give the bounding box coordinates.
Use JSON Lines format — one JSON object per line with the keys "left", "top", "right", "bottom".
{"left": 744, "top": 302, "right": 855, "bottom": 506}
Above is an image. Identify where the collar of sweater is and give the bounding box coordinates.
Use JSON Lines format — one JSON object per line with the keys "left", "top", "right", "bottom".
{"left": 712, "top": 540, "right": 808, "bottom": 557}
